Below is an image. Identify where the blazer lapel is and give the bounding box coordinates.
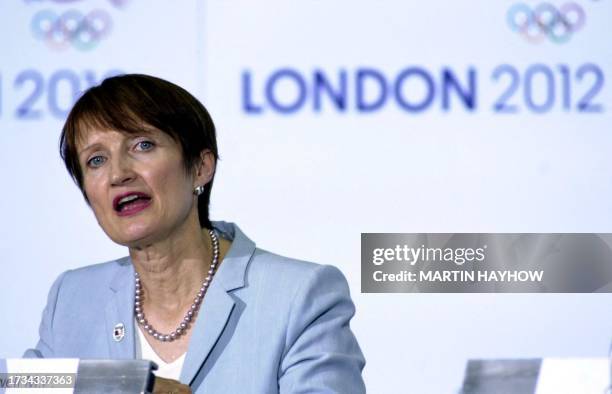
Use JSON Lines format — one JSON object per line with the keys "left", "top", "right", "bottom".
{"left": 104, "top": 258, "right": 136, "bottom": 359}
{"left": 180, "top": 222, "right": 256, "bottom": 386}
{"left": 180, "top": 282, "right": 236, "bottom": 385}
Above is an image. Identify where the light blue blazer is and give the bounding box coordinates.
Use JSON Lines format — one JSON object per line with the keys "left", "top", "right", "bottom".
{"left": 24, "top": 222, "right": 366, "bottom": 393}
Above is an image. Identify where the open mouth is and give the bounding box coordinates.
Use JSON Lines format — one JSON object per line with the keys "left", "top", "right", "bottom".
{"left": 113, "top": 192, "right": 152, "bottom": 213}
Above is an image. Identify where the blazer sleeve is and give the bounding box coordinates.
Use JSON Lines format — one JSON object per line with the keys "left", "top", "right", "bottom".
{"left": 279, "top": 264, "right": 366, "bottom": 393}
{"left": 23, "top": 271, "right": 69, "bottom": 358}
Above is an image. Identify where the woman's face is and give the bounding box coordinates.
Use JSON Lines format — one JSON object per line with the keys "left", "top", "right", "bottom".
{"left": 76, "top": 127, "right": 202, "bottom": 247}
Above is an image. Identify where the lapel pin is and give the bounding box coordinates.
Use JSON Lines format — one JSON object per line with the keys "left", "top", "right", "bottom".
{"left": 113, "top": 323, "right": 125, "bottom": 342}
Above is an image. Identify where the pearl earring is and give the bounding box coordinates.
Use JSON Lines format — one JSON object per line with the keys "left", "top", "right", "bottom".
{"left": 193, "top": 185, "right": 205, "bottom": 196}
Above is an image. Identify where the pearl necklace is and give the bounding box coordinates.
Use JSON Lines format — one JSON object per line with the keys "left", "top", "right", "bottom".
{"left": 134, "top": 229, "right": 220, "bottom": 342}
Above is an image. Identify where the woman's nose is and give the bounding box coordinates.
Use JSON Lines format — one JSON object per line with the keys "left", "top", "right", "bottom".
{"left": 110, "top": 155, "right": 136, "bottom": 186}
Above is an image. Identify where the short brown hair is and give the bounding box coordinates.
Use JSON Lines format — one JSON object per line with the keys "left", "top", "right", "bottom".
{"left": 59, "top": 74, "right": 218, "bottom": 229}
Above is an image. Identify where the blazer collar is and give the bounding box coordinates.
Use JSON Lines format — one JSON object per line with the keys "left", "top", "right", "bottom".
{"left": 210, "top": 221, "right": 255, "bottom": 292}
{"left": 105, "top": 222, "right": 256, "bottom": 385}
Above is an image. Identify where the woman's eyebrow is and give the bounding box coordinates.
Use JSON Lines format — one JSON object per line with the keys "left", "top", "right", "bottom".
{"left": 137, "top": 128, "right": 162, "bottom": 138}
{"left": 78, "top": 127, "right": 162, "bottom": 155}
{"left": 78, "top": 143, "right": 104, "bottom": 158}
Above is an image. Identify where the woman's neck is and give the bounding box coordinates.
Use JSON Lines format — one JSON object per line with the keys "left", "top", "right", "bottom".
{"left": 129, "top": 217, "right": 214, "bottom": 323}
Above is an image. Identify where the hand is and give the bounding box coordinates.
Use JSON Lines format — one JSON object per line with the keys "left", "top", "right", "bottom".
{"left": 153, "top": 376, "right": 192, "bottom": 394}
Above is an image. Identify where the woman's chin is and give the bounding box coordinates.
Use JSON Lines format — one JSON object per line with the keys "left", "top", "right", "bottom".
{"left": 108, "top": 226, "right": 157, "bottom": 248}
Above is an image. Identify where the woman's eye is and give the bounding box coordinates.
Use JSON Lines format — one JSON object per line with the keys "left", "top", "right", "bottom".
{"left": 87, "top": 156, "right": 106, "bottom": 168}
{"left": 136, "top": 140, "right": 155, "bottom": 151}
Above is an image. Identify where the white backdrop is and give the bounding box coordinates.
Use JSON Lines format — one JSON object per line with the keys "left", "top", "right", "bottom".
{"left": 1, "top": 1, "right": 612, "bottom": 393}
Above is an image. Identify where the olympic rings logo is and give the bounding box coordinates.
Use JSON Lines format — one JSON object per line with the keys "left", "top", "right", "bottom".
{"left": 507, "top": 2, "right": 586, "bottom": 43}
{"left": 26, "top": 0, "right": 129, "bottom": 8}
{"left": 30, "top": 9, "right": 112, "bottom": 51}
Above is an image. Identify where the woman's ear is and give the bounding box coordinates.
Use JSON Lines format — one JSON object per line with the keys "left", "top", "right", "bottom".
{"left": 194, "top": 150, "right": 216, "bottom": 187}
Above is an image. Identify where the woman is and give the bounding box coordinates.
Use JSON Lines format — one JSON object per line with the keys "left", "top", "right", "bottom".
{"left": 24, "top": 74, "right": 366, "bottom": 393}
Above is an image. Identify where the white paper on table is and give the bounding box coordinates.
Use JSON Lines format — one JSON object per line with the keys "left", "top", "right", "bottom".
{"left": 1, "top": 358, "right": 79, "bottom": 394}
{"left": 535, "top": 358, "right": 610, "bottom": 394}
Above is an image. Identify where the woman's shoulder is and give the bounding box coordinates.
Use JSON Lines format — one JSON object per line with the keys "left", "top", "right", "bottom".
{"left": 53, "top": 256, "right": 132, "bottom": 294}
{"left": 251, "top": 248, "right": 321, "bottom": 273}
{"left": 216, "top": 221, "right": 346, "bottom": 281}
{"left": 245, "top": 248, "right": 351, "bottom": 298}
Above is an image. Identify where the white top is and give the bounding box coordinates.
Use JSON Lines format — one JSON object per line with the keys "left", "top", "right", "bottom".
{"left": 135, "top": 319, "right": 186, "bottom": 381}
